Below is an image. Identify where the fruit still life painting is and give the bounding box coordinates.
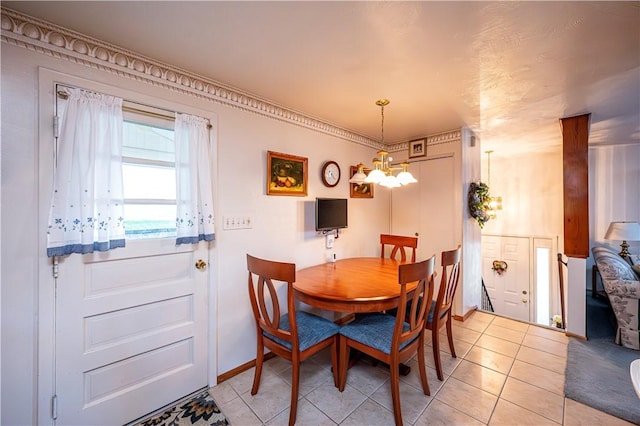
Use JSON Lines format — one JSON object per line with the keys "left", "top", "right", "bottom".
{"left": 350, "top": 165, "right": 374, "bottom": 198}
{"left": 267, "top": 151, "right": 308, "bottom": 196}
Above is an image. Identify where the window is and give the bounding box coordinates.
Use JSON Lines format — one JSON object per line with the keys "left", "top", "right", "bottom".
{"left": 122, "top": 106, "right": 177, "bottom": 239}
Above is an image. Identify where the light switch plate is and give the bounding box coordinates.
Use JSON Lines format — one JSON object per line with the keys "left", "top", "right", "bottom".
{"left": 223, "top": 216, "right": 252, "bottom": 230}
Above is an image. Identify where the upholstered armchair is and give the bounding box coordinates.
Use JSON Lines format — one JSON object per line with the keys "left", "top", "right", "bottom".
{"left": 592, "top": 246, "right": 640, "bottom": 350}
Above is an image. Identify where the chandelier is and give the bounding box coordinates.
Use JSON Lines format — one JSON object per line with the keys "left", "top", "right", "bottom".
{"left": 485, "top": 150, "right": 502, "bottom": 218}
{"left": 349, "top": 99, "right": 417, "bottom": 188}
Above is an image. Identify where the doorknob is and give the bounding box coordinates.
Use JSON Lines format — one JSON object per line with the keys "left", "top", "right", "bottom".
{"left": 195, "top": 259, "right": 207, "bottom": 270}
{"left": 522, "top": 290, "right": 528, "bottom": 295}
{"left": 414, "top": 232, "right": 419, "bottom": 237}
{"left": 522, "top": 298, "right": 528, "bottom": 303}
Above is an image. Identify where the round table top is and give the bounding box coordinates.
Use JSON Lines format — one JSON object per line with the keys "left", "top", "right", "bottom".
{"left": 294, "top": 257, "right": 415, "bottom": 313}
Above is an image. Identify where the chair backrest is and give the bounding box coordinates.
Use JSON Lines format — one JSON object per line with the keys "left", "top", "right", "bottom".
{"left": 433, "top": 245, "right": 462, "bottom": 322}
{"left": 394, "top": 255, "right": 436, "bottom": 351}
{"left": 247, "top": 254, "right": 298, "bottom": 349}
{"left": 380, "top": 234, "right": 418, "bottom": 263}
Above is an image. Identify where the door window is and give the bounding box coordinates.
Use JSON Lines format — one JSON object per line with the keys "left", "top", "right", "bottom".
{"left": 122, "top": 117, "right": 177, "bottom": 239}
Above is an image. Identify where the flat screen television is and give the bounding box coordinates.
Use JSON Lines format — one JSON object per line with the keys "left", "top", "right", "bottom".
{"left": 315, "top": 198, "right": 348, "bottom": 231}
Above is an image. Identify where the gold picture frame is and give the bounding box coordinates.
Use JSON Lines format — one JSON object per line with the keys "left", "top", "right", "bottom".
{"left": 409, "top": 138, "right": 426, "bottom": 158}
{"left": 350, "top": 165, "right": 374, "bottom": 198}
{"left": 267, "top": 151, "right": 308, "bottom": 196}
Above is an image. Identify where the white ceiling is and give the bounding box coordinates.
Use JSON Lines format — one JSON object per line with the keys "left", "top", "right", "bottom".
{"left": 5, "top": 1, "right": 640, "bottom": 157}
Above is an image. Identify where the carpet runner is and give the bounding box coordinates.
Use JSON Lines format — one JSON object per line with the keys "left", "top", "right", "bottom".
{"left": 134, "top": 390, "right": 229, "bottom": 426}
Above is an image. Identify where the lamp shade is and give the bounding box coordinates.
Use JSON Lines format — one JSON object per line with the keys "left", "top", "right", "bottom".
{"left": 349, "top": 164, "right": 367, "bottom": 184}
{"left": 364, "top": 169, "right": 385, "bottom": 184}
{"left": 604, "top": 221, "right": 640, "bottom": 241}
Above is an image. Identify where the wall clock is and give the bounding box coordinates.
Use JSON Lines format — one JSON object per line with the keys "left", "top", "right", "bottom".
{"left": 321, "top": 161, "right": 341, "bottom": 187}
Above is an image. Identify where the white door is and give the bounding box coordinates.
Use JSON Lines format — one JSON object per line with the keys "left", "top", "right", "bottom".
{"left": 482, "top": 235, "right": 530, "bottom": 322}
{"left": 54, "top": 239, "right": 209, "bottom": 425}
{"left": 391, "top": 156, "right": 456, "bottom": 263}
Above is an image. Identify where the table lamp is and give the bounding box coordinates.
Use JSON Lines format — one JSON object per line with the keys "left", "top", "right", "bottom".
{"left": 604, "top": 221, "right": 640, "bottom": 258}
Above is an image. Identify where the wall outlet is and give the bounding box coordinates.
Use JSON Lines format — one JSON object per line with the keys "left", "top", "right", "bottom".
{"left": 326, "top": 234, "right": 335, "bottom": 249}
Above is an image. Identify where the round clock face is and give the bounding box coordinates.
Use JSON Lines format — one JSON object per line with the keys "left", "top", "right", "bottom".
{"left": 321, "top": 161, "right": 341, "bottom": 187}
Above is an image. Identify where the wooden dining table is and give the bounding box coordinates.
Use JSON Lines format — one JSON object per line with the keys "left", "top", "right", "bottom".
{"left": 294, "top": 257, "right": 417, "bottom": 314}
{"left": 294, "top": 257, "right": 418, "bottom": 375}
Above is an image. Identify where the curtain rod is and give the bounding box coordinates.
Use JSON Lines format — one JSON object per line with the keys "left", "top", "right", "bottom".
{"left": 56, "top": 84, "right": 212, "bottom": 129}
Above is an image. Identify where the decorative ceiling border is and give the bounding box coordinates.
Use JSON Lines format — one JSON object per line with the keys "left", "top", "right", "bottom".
{"left": 388, "top": 129, "right": 462, "bottom": 154}
{"left": 1, "top": 8, "right": 462, "bottom": 152}
{"left": 1, "top": 7, "right": 385, "bottom": 149}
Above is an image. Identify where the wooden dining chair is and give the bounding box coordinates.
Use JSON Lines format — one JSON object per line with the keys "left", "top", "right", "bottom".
{"left": 338, "top": 255, "right": 436, "bottom": 426}
{"left": 426, "top": 245, "right": 462, "bottom": 381}
{"left": 380, "top": 234, "right": 418, "bottom": 263}
{"left": 247, "top": 254, "right": 340, "bottom": 426}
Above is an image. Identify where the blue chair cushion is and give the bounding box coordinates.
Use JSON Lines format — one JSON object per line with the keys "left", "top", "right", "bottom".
{"left": 264, "top": 311, "right": 339, "bottom": 351}
{"left": 339, "top": 313, "right": 414, "bottom": 354}
{"left": 427, "top": 299, "right": 437, "bottom": 323}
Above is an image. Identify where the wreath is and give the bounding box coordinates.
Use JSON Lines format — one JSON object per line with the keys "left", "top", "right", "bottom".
{"left": 491, "top": 260, "right": 508, "bottom": 275}
{"left": 468, "top": 181, "right": 492, "bottom": 228}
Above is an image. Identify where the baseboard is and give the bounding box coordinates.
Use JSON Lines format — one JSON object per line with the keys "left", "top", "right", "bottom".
{"left": 565, "top": 331, "right": 587, "bottom": 340}
{"left": 454, "top": 305, "right": 478, "bottom": 322}
{"left": 217, "top": 352, "right": 276, "bottom": 384}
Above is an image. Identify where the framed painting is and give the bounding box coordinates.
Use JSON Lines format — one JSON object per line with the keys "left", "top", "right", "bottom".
{"left": 267, "top": 151, "right": 308, "bottom": 196}
{"left": 350, "top": 165, "right": 374, "bottom": 198}
{"left": 409, "top": 138, "right": 426, "bottom": 158}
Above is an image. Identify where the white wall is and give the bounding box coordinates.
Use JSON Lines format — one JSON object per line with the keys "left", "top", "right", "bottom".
{"left": 461, "top": 129, "right": 482, "bottom": 317}
{"left": 480, "top": 149, "right": 564, "bottom": 240}
{"left": 1, "top": 42, "right": 388, "bottom": 425}
{"left": 589, "top": 143, "right": 640, "bottom": 257}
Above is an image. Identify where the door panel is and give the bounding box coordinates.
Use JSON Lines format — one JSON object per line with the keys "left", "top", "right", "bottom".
{"left": 55, "top": 239, "right": 208, "bottom": 425}
{"left": 482, "top": 235, "right": 530, "bottom": 322}
{"left": 391, "top": 156, "right": 455, "bottom": 263}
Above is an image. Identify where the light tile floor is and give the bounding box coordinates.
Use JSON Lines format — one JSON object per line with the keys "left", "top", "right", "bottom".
{"left": 210, "top": 311, "right": 634, "bottom": 425}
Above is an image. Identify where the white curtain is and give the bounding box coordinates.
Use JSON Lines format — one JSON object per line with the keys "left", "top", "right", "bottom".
{"left": 47, "top": 88, "right": 125, "bottom": 257}
{"left": 174, "top": 113, "right": 215, "bottom": 244}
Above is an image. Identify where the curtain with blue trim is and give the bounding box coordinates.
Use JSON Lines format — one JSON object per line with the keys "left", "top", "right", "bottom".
{"left": 174, "top": 113, "right": 215, "bottom": 244}
{"left": 47, "top": 88, "right": 125, "bottom": 257}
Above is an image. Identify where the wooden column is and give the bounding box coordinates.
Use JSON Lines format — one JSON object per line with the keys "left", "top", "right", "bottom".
{"left": 560, "top": 113, "right": 591, "bottom": 258}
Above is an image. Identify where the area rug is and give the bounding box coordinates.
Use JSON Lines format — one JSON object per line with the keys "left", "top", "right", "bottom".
{"left": 134, "top": 390, "right": 229, "bottom": 426}
{"left": 564, "top": 292, "right": 640, "bottom": 424}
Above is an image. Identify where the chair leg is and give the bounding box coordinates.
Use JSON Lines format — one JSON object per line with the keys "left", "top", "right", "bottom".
{"left": 251, "top": 338, "right": 264, "bottom": 395}
{"left": 417, "top": 340, "right": 430, "bottom": 396}
{"left": 338, "top": 335, "right": 349, "bottom": 391}
{"left": 431, "top": 324, "right": 444, "bottom": 381}
{"left": 445, "top": 314, "right": 457, "bottom": 358}
{"left": 389, "top": 361, "right": 403, "bottom": 426}
{"left": 289, "top": 358, "right": 300, "bottom": 426}
{"left": 330, "top": 337, "right": 339, "bottom": 388}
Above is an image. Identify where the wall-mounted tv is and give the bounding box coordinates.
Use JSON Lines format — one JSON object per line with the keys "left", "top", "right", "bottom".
{"left": 315, "top": 198, "right": 348, "bottom": 231}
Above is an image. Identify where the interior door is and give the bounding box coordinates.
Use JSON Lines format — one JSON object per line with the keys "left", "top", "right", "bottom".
{"left": 482, "top": 235, "right": 530, "bottom": 322}
{"left": 391, "top": 156, "right": 456, "bottom": 262}
{"left": 54, "top": 239, "right": 209, "bottom": 425}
